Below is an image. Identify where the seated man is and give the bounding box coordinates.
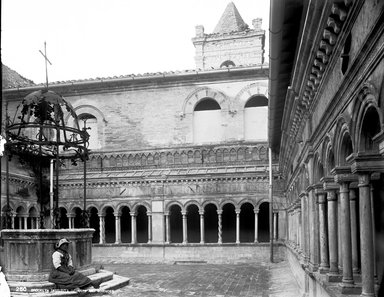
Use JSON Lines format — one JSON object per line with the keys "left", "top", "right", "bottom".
{"left": 49, "top": 238, "right": 102, "bottom": 290}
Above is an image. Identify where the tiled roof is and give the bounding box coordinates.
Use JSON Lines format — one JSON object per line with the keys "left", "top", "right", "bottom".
{"left": 3, "top": 63, "right": 268, "bottom": 90}
{"left": 213, "top": 2, "right": 248, "bottom": 34}
{"left": 2, "top": 64, "right": 35, "bottom": 89}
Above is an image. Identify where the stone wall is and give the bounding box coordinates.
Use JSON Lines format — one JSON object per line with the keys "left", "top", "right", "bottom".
{"left": 92, "top": 243, "right": 286, "bottom": 264}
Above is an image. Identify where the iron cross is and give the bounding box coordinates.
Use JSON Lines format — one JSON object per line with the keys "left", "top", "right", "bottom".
{"left": 39, "top": 41, "right": 52, "bottom": 89}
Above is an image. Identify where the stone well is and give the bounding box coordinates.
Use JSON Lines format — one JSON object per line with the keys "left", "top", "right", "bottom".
{"left": 1, "top": 228, "right": 94, "bottom": 281}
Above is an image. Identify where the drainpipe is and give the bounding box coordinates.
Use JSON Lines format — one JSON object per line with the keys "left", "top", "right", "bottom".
{"left": 269, "top": 147, "right": 274, "bottom": 263}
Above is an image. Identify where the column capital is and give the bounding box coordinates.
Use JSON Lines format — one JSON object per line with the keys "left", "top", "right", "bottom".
{"left": 129, "top": 211, "right": 137, "bottom": 217}
{"left": 181, "top": 211, "right": 187, "bottom": 216}
{"left": 321, "top": 176, "right": 339, "bottom": 191}
{"left": 199, "top": 210, "right": 204, "bottom": 215}
{"left": 164, "top": 211, "right": 170, "bottom": 216}
{"left": 235, "top": 209, "right": 241, "bottom": 215}
{"left": 217, "top": 210, "right": 223, "bottom": 215}
{"left": 372, "top": 130, "right": 384, "bottom": 156}
{"left": 326, "top": 190, "right": 337, "bottom": 201}
{"left": 331, "top": 166, "right": 357, "bottom": 184}
{"left": 347, "top": 152, "right": 384, "bottom": 174}
{"left": 357, "top": 173, "right": 370, "bottom": 187}
{"left": 254, "top": 209, "right": 259, "bottom": 214}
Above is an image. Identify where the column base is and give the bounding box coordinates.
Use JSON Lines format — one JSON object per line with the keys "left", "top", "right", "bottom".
{"left": 308, "top": 262, "right": 319, "bottom": 273}
{"left": 326, "top": 272, "right": 342, "bottom": 283}
{"left": 319, "top": 265, "right": 330, "bottom": 274}
{"left": 338, "top": 282, "right": 361, "bottom": 295}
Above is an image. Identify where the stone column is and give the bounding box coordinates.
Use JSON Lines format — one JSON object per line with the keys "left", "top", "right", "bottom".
{"left": 130, "top": 212, "right": 137, "bottom": 244}
{"left": 299, "top": 192, "right": 306, "bottom": 256}
{"left": 115, "top": 214, "right": 121, "bottom": 244}
{"left": 236, "top": 209, "right": 240, "bottom": 244}
{"left": 147, "top": 213, "right": 152, "bottom": 244}
{"left": 349, "top": 188, "right": 359, "bottom": 273}
{"left": 199, "top": 211, "right": 205, "bottom": 244}
{"left": 68, "top": 215, "right": 74, "bottom": 229}
{"left": 316, "top": 189, "right": 329, "bottom": 273}
{"left": 182, "top": 211, "right": 187, "bottom": 244}
{"left": 217, "top": 210, "right": 222, "bottom": 244}
{"left": 254, "top": 210, "right": 259, "bottom": 243}
{"left": 165, "top": 212, "right": 170, "bottom": 244}
{"left": 339, "top": 181, "right": 354, "bottom": 286}
{"left": 370, "top": 183, "right": 378, "bottom": 283}
{"left": 338, "top": 194, "right": 343, "bottom": 271}
{"left": 326, "top": 189, "right": 339, "bottom": 278}
{"left": 36, "top": 216, "right": 40, "bottom": 230}
{"left": 358, "top": 174, "right": 374, "bottom": 296}
{"left": 273, "top": 212, "right": 278, "bottom": 240}
{"left": 99, "top": 215, "right": 105, "bottom": 244}
{"left": 307, "top": 186, "right": 320, "bottom": 271}
{"left": 23, "top": 216, "right": 28, "bottom": 230}
{"left": 296, "top": 205, "right": 301, "bottom": 247}
{"left": 303, "top": 193, "right": 310, "bottom": 262}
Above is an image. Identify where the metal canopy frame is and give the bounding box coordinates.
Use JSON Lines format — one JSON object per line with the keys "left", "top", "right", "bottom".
{"left": 4, "top": 89, "right": 89, "bottom": 229}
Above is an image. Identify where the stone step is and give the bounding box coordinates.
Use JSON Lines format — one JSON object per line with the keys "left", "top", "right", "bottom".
{"left": 174, "top": 260, "right": 207, "bottom": 265}
{"left": 9, "top": 270, "right": 130, "bottom": 296}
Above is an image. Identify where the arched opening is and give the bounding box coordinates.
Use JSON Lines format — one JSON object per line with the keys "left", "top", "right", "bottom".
{"left": 170, "top": 204, "right": 182, "bottom": 243}
{"left": 187, "top": 204, "right": 200, "bottom": 243}
{"left": 204, "top": 204, "right": 218, "bottom": 243}
{"left": 244, "top": 95, "right": 268, "bottom": 140}
{"left": 193, "top": 98, "right": 222, "bottom": 144}
{"left": 27, "top": 207, "right": 38, "bottom": 229}
{"left": 220, "top": 60, "right": 235, "bottom": 68}
{"left": 240, "top": 203, "right": 255, "bottom": 242}
{"left": 327, "top": 148, "right": 335, "bottom": 175}
{"left": 359, "top": 107, "right": 381, "bottom": 153}
{"left": 340, "top": 132, "right": 353, "bottom": 165}
{"left": 89, "top": 207, "right": 100, "bottom": 243}
{"left": 136, "top": 205, "right": 148, "bottom": 243}
{"left": 73, "top": 207, "right": 83, "bottom": 228}
{"left": 59, "top": 207, "right": 69, "bottom": 229}
{"left": 258, "top": 202, "right": 270, "bottom": 242}
{"left": 15, "top": 206, "right": 25, "bottom": 229}
{"left": 120, "top": 206, "right": 132, "bottom": 243}
{"left": 104, "top": 207, "right": 115, "bottom": 243}
{"left": 78, "top": 113, "right": 98, "bottom": 150}
{"left": 222, "top": 203, "right": 236, "bottom": 243}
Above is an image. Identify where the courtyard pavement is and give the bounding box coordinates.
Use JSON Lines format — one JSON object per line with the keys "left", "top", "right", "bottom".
{"left": 101, "top": 260, "right": 301, "bottom": 297}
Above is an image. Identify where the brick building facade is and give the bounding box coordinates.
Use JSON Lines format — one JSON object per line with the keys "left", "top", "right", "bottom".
{"left": 1, "top": 3, "right": 284, "bottom": 253}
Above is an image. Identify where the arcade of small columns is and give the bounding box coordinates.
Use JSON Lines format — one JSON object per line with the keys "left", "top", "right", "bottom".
{"left": 84, "top": 202, "right": 278, "bottom": 245}
{"left": 286, "top": 170, "right": 381, "bottom": 295}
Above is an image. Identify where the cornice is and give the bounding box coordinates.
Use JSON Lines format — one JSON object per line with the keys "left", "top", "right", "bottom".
{"left": 2, "top": 66, "right": 269, "bottom": 100}
{"left": 59, "top": 174, "right": 275, "bottom": 188}
{"left": 285, "top": 1, "right": 357, "bottom": 155}
{"left": 192, "top": 29, "right": 265, "bottom": 43}
{"left": 0, "top": 172, "right": 35, "bottom": 186}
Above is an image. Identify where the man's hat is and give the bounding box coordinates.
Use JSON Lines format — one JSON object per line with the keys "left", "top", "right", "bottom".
{"left": 56, "top": 238, "right": 71, "bottom": 248}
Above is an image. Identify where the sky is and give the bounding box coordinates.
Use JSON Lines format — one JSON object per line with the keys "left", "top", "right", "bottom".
{"left": 1, "top": 0, "right": 270, "bottom": 84}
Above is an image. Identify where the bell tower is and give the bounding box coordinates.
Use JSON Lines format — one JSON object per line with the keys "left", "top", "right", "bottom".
{"left": 192, "top": 2, "right": 265, "bottom": 70}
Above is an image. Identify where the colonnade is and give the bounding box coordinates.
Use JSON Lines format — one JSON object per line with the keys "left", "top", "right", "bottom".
{"left": 95, "top": 208, "right": 267, "bottom": 244}
{"left": 287, "top": 170, "right": 380, "bottom": 296}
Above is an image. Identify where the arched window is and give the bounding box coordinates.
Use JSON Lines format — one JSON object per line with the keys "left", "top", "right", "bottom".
{"left": 78, "top": 113, "right": 98, "bottom": 150}
{"left": 193, "top": 98, "right": 222, "bottom": 144}
{"left": 220, "top": 60, "right": 236, "bottom": 68}
{"left": 244, "top": 95, "right": 268, "bottom": 140}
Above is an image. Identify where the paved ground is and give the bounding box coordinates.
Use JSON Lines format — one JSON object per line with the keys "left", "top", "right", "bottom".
{"left": 101, "top": 260, "right": 301, "bottom": 297}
